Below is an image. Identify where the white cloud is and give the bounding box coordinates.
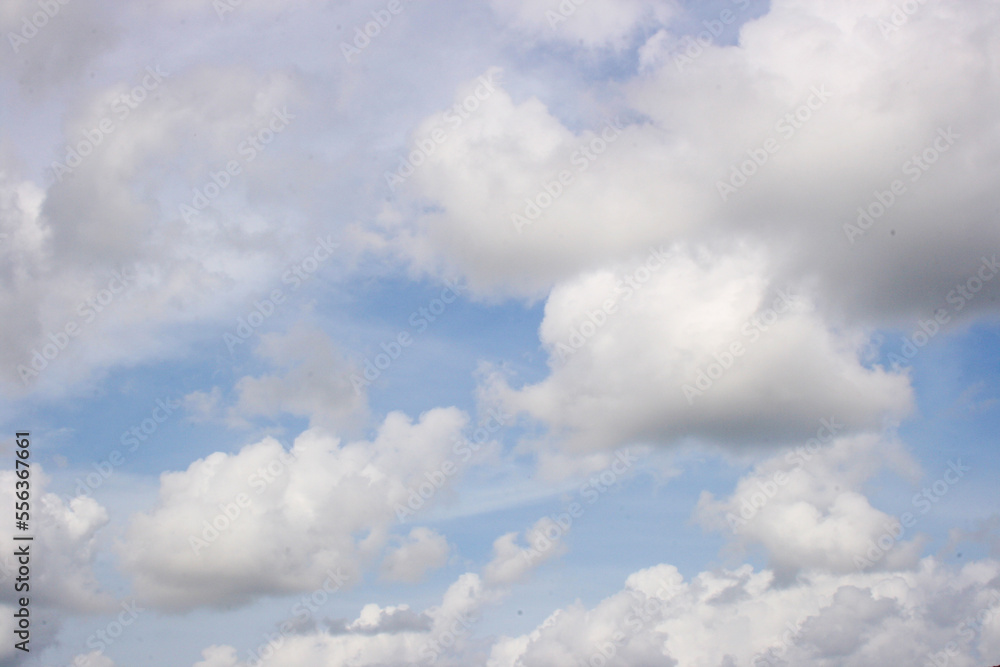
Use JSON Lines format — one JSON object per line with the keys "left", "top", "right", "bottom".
{"left": 343, "top": 603, "right": 432, "bottom": 635}
{"left": 380, "top": 527, "right": 450, "bottom": 583}
{"left": 388, "top": 0, "right": 1000, "bottom": 329}
{"left": 187, "top": 571, "right": 503, "bottom": 667}
{"left": 379, "top": 79, "right": 690, "bottom": 298}
{"left": 154, "top": 415, "right": 997, "bottom": 666}
{"left": 489, "top": 558, "right": 1000, "bottom": 667}
{"left": 696, "top": 432, "right": 926, "bottom": 578}
{"left": 486, "top": 246, "right": 911, "bottom": 453}
{"left": 483, "top": 517, "right": 570, "bottom": 586}
{"left": 120, "top": 408, "right": 468, "bottom": 610}
{"left": 489, "top": 424, "right": 997, "bottom": 666}
{"left": 182, "top": 386, "right": 223, "bottom": 423}
{"left": 624, "top": 0, "right": 1000, "bottom": 323}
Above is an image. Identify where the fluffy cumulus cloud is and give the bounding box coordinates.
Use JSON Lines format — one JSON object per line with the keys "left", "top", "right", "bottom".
{"left": 199, "top": 411, "right": 997, "bottom": 667}
{"left": 120, "top": 408, "right": 468, "bottom": 610}
{"left": 696, "top": 431, "right": 927, "bottom": 578}
{"left": 380, "top": 77, "right": 693, "bottom": 298}
{"left": 488, "top": 559, "right": 1000, "bottom": 667}
{"left": 61, "top": 549, "right": 1000, "bottom": 667}
{"left": 481, "top": 430, "right": 997, "bottom": 666}
{"left": 626, "top": 0, "right": 1000, "bottom": 323}
{"left": 391, "top": 0, "right": 1000, "bottom": 325}
{"left": 479, "top": 428, "right": 951, "bottom": 666}
{"left": 482, "top": 517, "right": 570, "bottom": 586}
{"left": 380, "top": 527, "right": 451, "bottom": 583}
{"left": 486, "top": 246, "right": 912, "bottom": 453}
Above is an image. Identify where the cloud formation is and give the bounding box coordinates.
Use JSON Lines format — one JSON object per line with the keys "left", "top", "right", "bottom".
{"left": 121, "top": 408, "right": 468, "bottom": 610}
{"left": 487, "top": 247, "right": 912, "bottom": 452}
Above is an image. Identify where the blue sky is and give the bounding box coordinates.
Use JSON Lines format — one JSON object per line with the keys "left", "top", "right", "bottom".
{"left": 2, "top": 0, "right": 1000, "bottom": 666}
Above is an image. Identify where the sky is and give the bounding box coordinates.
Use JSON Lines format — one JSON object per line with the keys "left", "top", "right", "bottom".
{"left": 1, "top": 0, "right": 1000, "bottom": 665}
